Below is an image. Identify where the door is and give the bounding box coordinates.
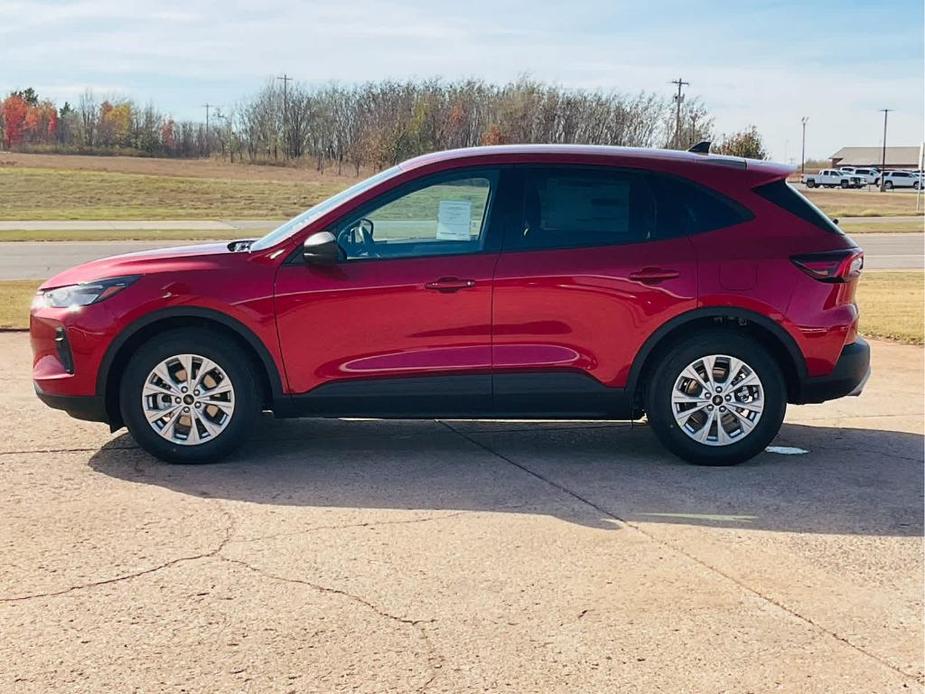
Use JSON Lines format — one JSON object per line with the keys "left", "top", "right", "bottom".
{"left": 491, "top": 166, "right": 705, "bottom": 415}
{"left": 274, "top": 168, "right": 502, "bottom": 415}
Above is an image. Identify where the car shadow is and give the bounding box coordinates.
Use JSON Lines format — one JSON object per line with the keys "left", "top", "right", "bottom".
{"left": 88, "top": 417, "right": 924, "bottom": 537}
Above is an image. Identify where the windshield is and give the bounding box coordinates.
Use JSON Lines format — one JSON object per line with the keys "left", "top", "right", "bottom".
{"left": 250, "top": 166, "right": 402, "bottom": 251}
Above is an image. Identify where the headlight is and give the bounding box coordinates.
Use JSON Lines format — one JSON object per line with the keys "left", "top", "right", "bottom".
{"left": 36, "top": 276, "right": 140, "bottom": 309}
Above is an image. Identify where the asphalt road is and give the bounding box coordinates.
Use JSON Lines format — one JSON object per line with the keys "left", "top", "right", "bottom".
{"left": 0, "top": 232, "right": 921, "bottom": 280}
{"left": 0, "top": 333, "right": 921, "bottom": 690}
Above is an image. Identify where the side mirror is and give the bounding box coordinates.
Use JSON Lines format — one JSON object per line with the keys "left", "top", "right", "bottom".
{"left": 303, "top": 231, "right": 339, "bottom": 265}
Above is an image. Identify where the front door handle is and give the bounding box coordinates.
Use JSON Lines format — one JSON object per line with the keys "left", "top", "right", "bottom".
{"left": 425, "top": 277, "right": 476, "bottom": 293}
{"left": 628, "top": 268, "right": 681, "bottom": 285}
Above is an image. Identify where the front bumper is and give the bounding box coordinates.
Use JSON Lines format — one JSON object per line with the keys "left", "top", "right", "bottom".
{"left": 34, "top": 384, "right": 108, "bottom": 423}
{"left": 796, "top": 337, "right": 871, "bottom": 404}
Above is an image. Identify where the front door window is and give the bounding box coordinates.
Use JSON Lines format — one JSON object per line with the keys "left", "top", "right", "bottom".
{"left": 336, "top": 174, "right": 495, "bottom": 260}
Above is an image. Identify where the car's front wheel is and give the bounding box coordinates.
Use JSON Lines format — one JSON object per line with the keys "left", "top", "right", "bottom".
{"left": 645, "top": 332, "right": 787, "bottom": 466}
{"left": 884, "top": 181, "right": 894, "bottom": 190}
{"left": 120, "top": 328, "right": 259, "bottom": 463}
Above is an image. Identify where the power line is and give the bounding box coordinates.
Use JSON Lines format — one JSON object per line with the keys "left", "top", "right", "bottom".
{"left": 670, "top": 77, "right": 690, "bottom": 149}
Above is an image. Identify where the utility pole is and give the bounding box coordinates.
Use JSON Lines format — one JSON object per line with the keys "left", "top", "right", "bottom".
{"left": 670, "top": 77, "right": 689, "bottom": 149}
{"left": 800, "top": 116, "right": 809, "bottom": 175}
{"left": 879, "top": 109, "right": 892, "bottom": 191}
{"left": 202, "top": 103, "right": 216, "bottom": 156}
{"left": 277, "top": 73, "right": 293, "bottom": 159}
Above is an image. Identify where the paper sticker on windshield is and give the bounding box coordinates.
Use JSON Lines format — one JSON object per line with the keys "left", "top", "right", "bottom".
{"left": 436, "top": 200, "right": 472, "bottom": 240}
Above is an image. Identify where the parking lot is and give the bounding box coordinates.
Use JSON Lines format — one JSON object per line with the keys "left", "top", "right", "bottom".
{"left": 1, "top": 331, "right": 922, "bottom": 691}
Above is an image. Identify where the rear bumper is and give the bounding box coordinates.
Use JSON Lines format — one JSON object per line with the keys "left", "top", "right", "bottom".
{"left": 34, "top": 384, "right": 108, "bottom": 423}
{"left": 796, "top": 337, "right": 871, "bottom": 404}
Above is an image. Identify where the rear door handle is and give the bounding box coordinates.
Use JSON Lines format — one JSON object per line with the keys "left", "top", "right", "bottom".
{"left": 425, "top": 277, "right": 476, "bottom": 292}
{"left": 628, "top": 268, "right": 681, "bottom": 285}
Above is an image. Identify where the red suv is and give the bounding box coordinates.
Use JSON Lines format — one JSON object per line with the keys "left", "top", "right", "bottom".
{"left": 31, "top": 145, "right": 869, "bottom": 465}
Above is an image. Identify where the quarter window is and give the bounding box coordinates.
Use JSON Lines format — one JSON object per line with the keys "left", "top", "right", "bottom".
{"left": 649, "top": 173, "right": 753, "bottom": 237}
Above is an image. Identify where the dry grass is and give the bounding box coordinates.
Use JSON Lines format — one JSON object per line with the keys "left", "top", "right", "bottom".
{"left": 0, "top": 151, "right": 365, "bottom": 183}
{"left": 0, "top": 280, "right": 38, "bottom": 329}
{"left": 840, "top": 220, "right": 923, "bottom": 234}
{"left": 5, "top": 273, "right": 922, "bottom": 344}
{"left": 2, "top": 152, "right": 922, "bottom": 224}
{"left": 0, "top": 167, "right": 348, "bottom": 221}
{"left": 856, "top": 271, "right": 924, "bottom": 345}
{"left": 803, "top": 188, "right": 923, "bottom": 218}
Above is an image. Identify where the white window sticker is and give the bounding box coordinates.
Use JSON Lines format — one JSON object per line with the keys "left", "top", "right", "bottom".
{"left": 436, "top": 200, "right": 472, "bottom": 240}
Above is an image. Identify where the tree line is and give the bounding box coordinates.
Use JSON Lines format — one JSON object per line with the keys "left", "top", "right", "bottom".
{"left": 0, "top": 79, "right": 767, "bottom": 170}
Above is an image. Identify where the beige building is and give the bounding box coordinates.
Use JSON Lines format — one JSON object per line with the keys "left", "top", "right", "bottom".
{"left": 829, "top": 146, "right": 921, "bottom": 170}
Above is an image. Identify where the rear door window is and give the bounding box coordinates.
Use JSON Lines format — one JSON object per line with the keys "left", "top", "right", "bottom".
{"left": 507, "top": 167, "right": 656, "bottom": 251}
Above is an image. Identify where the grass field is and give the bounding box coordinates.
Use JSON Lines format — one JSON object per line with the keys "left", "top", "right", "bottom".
{"left": 839, "top": 220, "right": 923, "bottom": 234}
{"left": 0, "top": 280, "right": 38, "bottom": 329}
{"left": 3, "top": 153, "right": 922, "bottom": 225}
{"left": 804, "top": 188, "right": 923, "bottom": 218}
{"left": 856, "top": 271, "right": 924, "bottom": 345}
{"left": 4, "top": 272, "right": 922, "bottom": 345}
{"left": 0, "top": 167, "right": 348, "bottom": 221}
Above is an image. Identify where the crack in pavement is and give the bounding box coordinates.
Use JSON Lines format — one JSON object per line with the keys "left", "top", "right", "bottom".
{"left": 2, "top": 497, "right": 446, "bottom": 688}
{"left": 438, "top": 420, "right": 923, "bottom": 685}
{"left": 0, "top": 503, "right": 236, "bottom": 603}
{"left": 217, "top": 554, "right": 443, "bottom": 692}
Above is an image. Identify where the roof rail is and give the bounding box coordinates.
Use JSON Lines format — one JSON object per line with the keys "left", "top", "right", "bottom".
{"left": 688, "top": 140, "right": 711, "bottom": 154}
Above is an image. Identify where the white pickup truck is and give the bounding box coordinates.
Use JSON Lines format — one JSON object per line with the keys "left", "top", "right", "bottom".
{"left": 802, "top": 169, "right": 863, "bottom": 189}
{"left": 839, "top": 166, "right": 880, "bottom": 186}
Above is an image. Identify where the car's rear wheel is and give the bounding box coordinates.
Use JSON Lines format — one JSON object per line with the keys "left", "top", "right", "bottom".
{"left": 645, "top": 332, "right": 786, "bottom": 466}
{"left": 120, "top": 329, "right": 259, "bottom": 463}
{"left": 840, "top": 180, "right": 849, "bottom": 189}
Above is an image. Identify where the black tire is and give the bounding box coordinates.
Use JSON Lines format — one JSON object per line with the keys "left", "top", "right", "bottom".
{"left": 840, "top": 180, "right": 849, "bottom": 189}
{"left": 885, "top": 181, "right": 893, "bottom": 190}
{"left": 914, "top": 181, "right": 920, "bottom": 190}
{"left": 806, "top": 180, "right": 815, "bottom": 188}
{"left": 645, "top": 331, "right": 787, "bottom": 466}
{"left": 120, "top": 328, "right": 260, "bottom": 463}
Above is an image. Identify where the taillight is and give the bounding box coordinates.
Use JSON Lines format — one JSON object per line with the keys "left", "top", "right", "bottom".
{"left": 791, "top": 249, "right": 864, "bottom": 282}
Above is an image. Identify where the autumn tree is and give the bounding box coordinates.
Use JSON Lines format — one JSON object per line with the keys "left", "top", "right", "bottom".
{"left": 1, "top": 95, "right": 28, "bottom": 148}
{"left": 713, "top": 125, "right": 768, "bottom": 159}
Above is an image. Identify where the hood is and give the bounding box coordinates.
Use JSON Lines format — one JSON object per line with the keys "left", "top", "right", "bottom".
{"left": 40, "top": 242, "right": 238, "bottom": 289}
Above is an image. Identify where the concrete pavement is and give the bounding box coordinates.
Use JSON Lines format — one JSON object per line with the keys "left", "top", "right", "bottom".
{"left": 0, "top": 232, "right": 921, "bottom": 280}
{"left": 859, "top": 232, "right": 925, "bottom": 270}
{"left": 0, "top": 332, "right": 922, "bottom": 691}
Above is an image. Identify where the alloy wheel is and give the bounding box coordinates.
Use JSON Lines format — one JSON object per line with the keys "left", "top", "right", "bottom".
{"left": 671, "top": 354, "right": 764, "bottom": 447}
{"left": 141, "top": 353, "right": 235, "bottom": 446}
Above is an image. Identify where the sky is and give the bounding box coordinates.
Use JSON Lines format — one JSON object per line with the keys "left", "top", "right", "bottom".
{"left": 1, "top": 0, "right": 922, "bottom": 161}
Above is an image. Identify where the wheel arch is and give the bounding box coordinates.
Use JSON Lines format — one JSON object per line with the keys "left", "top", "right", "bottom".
{"left": 626, "top": 307, "right": 807, "bottom": 406}
{"left": 98, "top": 307, "right": 284, "bottom": 429}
